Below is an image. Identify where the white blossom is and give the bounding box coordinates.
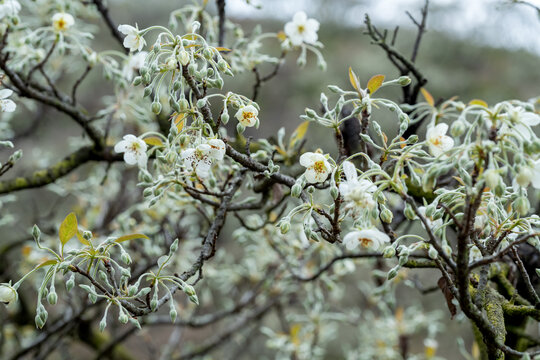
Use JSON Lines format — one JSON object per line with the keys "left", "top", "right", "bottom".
{"left": 343, "top": 228, "right": 390, "bottom": 251}
{"left": 339, "top": 160, "right": 376, "bottom": 210}
{"left": 484, "top": 168, "right": 501, "bottom": 190}
{"left": 0, "top": 0, "right": 20, "bottom": 19}
{"left": 0, "top": 283, "right": 17, "bottom": 305}
{"left": 52, "top": 12, "right": 74, "bottom": 32}
{"left": 118, "top": 24, "right": 146, "bottom": 52}
{"left": 0, "top": 89, "right": 16, "bottom": 112}
{"left": 513, "top": 160, "right": 540, "bottom": 190}
{"left": 114, "top": 134, "right": 148, "bottom": 168}
{"left": 299, "top": 152, "right": 332, "bottom": 183}
{"left": 284, "top": 11, "right": 319, "bottom": 46}
{"left": 123, "top": 51, "right": 148, "bottom": 80}
{"left": 235, "top": 105, "right": 258, "bottom": 127}
{"left": 508, "top": 106, "right": 540, "bottom": 140}
{"left": 181, "top": 139, "right": 225, "bottom": 179}
{"left": 426, "top": 123, "right": 454, "bottom": 157}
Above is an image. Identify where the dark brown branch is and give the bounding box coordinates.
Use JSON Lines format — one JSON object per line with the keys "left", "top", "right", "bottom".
{"left": 91, "top": 0, "right": 127, "bottom": 53}
{"left": 216, "top": 0, "right": 226, "bottom": 46}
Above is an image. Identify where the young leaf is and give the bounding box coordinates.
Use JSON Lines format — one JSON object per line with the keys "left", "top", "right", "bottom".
{"left": 115, "top": 233, "right": 150, "bottom": 243}
{"left": 59, "top": 213, "right": 78, "bottom": 246}
{"left": 76, "top": 230, "right": 91, "bottom": 246}
{"left": 143, "top": 137, "right": 164, "bottom": 146}
{"left": 36, "top": 259, "right": 58, "bottom": 269}
{"left": 214, "top": 47, "right": 232, "bottom": 52}
{"left": 348, "top": 67, "right": 361, "bottom": 93}
{"left": 174, "top": 113, "right": 185, "bottom": 133}
{"left": 289, "top": 121, "right": 310, "bottom": 148}
{"left": 468, "top": 99, "right": 488, "bottom": 108}
{"left": 420, "top": 88, "right": 435, "bottom": 107}
{"left": 367, "top": 74, "right": 385, "bottom": 94}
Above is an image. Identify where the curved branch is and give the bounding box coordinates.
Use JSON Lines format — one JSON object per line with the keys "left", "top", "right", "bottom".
{"left": 0, "top": 146, "right": 122, "bottom": 194}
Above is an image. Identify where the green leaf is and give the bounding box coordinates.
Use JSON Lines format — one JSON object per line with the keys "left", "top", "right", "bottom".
{"left": 143, "top": 137, "right": 164, "bottom": 147}
{"left": 468, "top": 99, "right": 488, "bottom": 108}
{"left": 420, "top": 88, "right": 434, "bottom": 107}
{"left": 59, "top": 213, "right": 78, "bottom": 246}
{"left": 115, "top": 233, "right": 150, "bottom": 243}
{"left": 367, "top": 74, "right": 385, "bottom": 95}
{"left": 348, "top": 67, "right": 361, "bottom": 93}
{"left": 36, "top": 259, "right": 58, "bottom": 269}
{"left": 289, "top": 121, "right": 310, "bottom": 148}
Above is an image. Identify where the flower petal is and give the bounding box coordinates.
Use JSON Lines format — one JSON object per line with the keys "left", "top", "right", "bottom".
{"left": 0, "top": 89, "right": 13, "bottom": 99}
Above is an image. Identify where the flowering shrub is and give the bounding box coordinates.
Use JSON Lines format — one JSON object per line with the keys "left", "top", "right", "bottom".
{"left": 0, "top": 0, "right": 539, "bottom": 359}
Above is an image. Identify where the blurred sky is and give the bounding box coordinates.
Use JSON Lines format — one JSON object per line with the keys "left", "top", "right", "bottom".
{"left": 227, "top": 0, "right": 540, "bottom": 55}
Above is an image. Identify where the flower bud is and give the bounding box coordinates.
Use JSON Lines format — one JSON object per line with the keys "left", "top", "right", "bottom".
{"left": 179, "top": 98, "right": 189, "bottom": 111}
{"left": 178, "top": 50, "right": 190, "bottom": 66}
{"left": 330, "top": 185, "right": 339, "bottom": 199}
{"left": 221, "top": 112, "right": 229, "bottom": 124}
{"left": 66, "top": 274, "right": 75, "bottom": 292}
{"left": 305, "top": 108, "right": 317, "bottom": 119}
{"left": 450, "top": 119, "right": 466, "bottom": 137}
{"left": 387, "top": 266, "right": 399, "bottom": 280}
{"left": 119, "top": 312, "right": 129, "bottom": 324}
{"left": 399, "top": 254, "right": 409, "bottom": 266}
{"left": 404, "top": 203, "right": 416, "bottom": 220}
{"left": 143, "top": 86, "right": 152, "bottom": 97}
{"left": 99, "top": 317, "right": 107, "bottom": 332}
{"left": 514, "top": 196, "right": 530, "bottom": 216}
{"left": 0, "top": 284, "right": 17, "bottom": 305}
{"left": 236, "top": 123, "right": 245, "bottom": 134}
{"left": 196, "top": 98, "right": 206, "bottom": 109}
{"left": 89, "top": 292, "right": 97, "bottom": 303}
{"left": 383, "top": 246, "right": 396, "bottom": 258}
{"left": 121, "top": 250, "right": 132, "bottom": 265}
{"left": 291, "top": 183, "right": 302, "bottom": 198}
{"left": 189, "top": 294, "right": 199, "bottom": 305}
{"left": 170, "top": 308, "right": 177, "bottom": 323}
{"left": 397, "top": 76, "right": 411, "bottom": 86}
{"left": 407, "top": 135, "right": 419, "bottom": 144}
{"left": 151, "top": 101, "right": 162, "bottom": 115}
{"left": 182, "top": 284, "right": 195, "bottom": 297}
{"left": 132, "top": 76, "right": 142, "bottom": 86}
{"left": 484, "top": 169, "right": 500, "bottom": 190}
{"left": 32, "top": 225, "right": 41, "bottom": 241}
{"left": 280, "top": 221, "right": 291, "bottom": 234}
{"left": 47, "top": 291, "right": 57, "bottom": 305}
{"left": 35, "top": 314, "right": 45, "bottom": 329}
{"left": 150, "top": 298, "right": 158, "bottom": 312}
{"left": 165, "top": 56, "right": 177, "bottom": 71}
{"left": 516, "top": 167, "right": 533, "bottom": 188}
{"left": 380, "top": 207, "right": 393, "bottom": 223}
{"left": 428, "top": 246, "right": 438, "bottom": 260}
{"left": 217, "top": 59, "right": 228, "bottom": 73}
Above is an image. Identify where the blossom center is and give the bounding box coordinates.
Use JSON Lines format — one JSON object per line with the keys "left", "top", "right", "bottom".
{"left": 313, "top": 160, "right": 326, "bottom": 173}
{"left": 297, "top": 25, "right": 305, "bottom": 33}
{"left": 430, "top": 136, "right": 442, "bottom": 146}
{"left": 242, "top": 111, "right": 254, "bottom": 121}
{"left": 129, "top": 142, "right": 142, "bottom": 153}
{"left": 359, "top": 237, "right": 372, "bottom": 247}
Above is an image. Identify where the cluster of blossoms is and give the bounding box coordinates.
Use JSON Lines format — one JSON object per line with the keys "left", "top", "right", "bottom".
{"left": 1, "top": 1, "right": 539, "bottom": 359}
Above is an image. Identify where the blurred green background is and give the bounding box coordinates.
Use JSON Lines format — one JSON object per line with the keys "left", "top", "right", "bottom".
{"left": 1, "top": 0, "right": 539, "bottom": 358}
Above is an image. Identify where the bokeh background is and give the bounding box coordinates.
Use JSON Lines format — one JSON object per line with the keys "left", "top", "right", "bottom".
{"left": 1, "top": 0, "right": 539, "bottom": 358}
